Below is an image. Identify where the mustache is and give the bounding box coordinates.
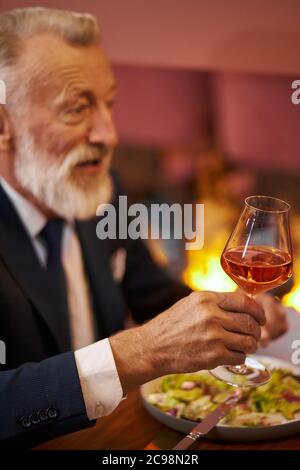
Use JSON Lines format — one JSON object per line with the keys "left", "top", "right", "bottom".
{"left": 52, "top": 143, "right": 112, "bottom": 178}
{"left": 73, "top": 143, "right": 111, "bottom": 165}
{"left": 59, "top": 143, "right": 111, "bottom": 170}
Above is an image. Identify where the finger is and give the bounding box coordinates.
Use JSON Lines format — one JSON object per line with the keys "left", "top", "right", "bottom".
{"left": 221, "top": 312, "right": 261, "bottom": 341}
{"left": 223, "top": 331, "right": 258, "bottom": 354}
{"left": 260, "top": 328, "right": 270, "bottom": 347}
{"left": 260, "top": 339, "right": 270, "bottom": 348}
{"left": 257, "top": 294, "right": 287, "bottom": 330}
{"left": 266, "top": 321, "right": 288, "bottom": 341}
{"left": 272, "top": 305, "right": 288, "bottom": 331}
{"left": 218, "top": 291, "right": 266, "bottom": 326}
{"left": 278, "top": 315, "right": 289, "bottom": 335}
{"left": 223, "top": 348, "right": 246, "bottom": 366}
{"left": 264, "top": 303, "right": 288, "bottom": 339}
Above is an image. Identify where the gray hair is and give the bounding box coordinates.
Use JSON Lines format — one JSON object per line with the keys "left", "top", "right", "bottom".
{"left": 0, "top": 7, "right": 101, "bottom": 109}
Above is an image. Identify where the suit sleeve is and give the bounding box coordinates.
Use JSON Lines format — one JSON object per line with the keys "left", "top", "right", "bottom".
{"left": 0, "top": 351, "right": 94, "bottom": 449}
{"left": 122, "top": 237, "right": 192, "bottom": 324}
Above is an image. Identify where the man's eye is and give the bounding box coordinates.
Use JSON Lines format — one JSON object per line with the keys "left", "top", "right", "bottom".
{"left": 69, "top": 105, "right": 88, "bottom": 114}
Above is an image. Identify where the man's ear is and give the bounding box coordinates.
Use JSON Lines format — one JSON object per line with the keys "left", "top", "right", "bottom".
{"left": 0, "top": 105, "right": 13, "bottom": 151}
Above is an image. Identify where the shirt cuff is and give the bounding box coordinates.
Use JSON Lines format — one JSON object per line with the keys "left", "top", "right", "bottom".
{"left": 74, "top": 338, "right": 124, "bottom": 420}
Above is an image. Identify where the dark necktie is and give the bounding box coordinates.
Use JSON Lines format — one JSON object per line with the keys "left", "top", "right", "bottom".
{"left": 39, "top": 218, "right": 70, "bottom": 350}
{"left": 40, "top": 218, "right": 64, "bottom": 272}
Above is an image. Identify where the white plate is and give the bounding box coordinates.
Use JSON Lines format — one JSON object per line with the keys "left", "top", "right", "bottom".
{"left": 141, "top": 356, "right": 300, "bottom": 441}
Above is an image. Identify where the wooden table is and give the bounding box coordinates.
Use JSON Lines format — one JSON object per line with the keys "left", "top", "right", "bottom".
{"left": 35, "top": 386, "right": 300, "bottom": 450}
{"left": 36, "top": 309, "right": 300, "bottom": 450}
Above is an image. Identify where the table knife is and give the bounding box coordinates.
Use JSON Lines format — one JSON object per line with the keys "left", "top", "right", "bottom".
{"left": 172, "top": 390, "right": 242, "bottom": 450}
{"left": 144, "top": 390, "right": 242, "bottom": 451}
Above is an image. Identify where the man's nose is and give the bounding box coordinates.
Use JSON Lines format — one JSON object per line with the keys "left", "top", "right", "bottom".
{"left": 88, "top": 104, "right": 118, "bottom": 147}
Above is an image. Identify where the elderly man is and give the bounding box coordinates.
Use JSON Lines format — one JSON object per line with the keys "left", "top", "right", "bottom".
{"left": 0, "top": 8, "right": 287, "bottom": 448}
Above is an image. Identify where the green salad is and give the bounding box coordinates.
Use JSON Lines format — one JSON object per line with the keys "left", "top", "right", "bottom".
{"left": 147, "top": 369, "right": 300, "bottom": 427}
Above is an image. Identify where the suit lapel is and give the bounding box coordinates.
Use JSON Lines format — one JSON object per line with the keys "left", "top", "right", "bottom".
{"left": 76, "top": 219, "right": 126, "bottom": 338}
{"left": 0, "top": 186, "right": 71, "bottom": 352}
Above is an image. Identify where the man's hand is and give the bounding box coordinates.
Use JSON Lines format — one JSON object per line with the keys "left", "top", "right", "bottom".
{"left": 109, "top": 291, "right": 265, "bottom": 394}
{"left": 255, "top": 293, "right": 288, "bottom": 346}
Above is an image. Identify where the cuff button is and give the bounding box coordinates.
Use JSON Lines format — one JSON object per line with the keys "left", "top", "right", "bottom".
{"left": 38, "top": 409, "right": 48, "bottom": 422}
{"left": 47, "top": 407, "right": 59, "bottom": 419}
{"left": 19, "top": 416, "right": 32, "bottom": 428}
{"left": 30, "top": 412, "right": 40, "bottom": 425}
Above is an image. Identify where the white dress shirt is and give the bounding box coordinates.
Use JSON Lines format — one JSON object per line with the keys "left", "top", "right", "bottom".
{"left": 0, "top": 178, "right": 123, "bottom": 419}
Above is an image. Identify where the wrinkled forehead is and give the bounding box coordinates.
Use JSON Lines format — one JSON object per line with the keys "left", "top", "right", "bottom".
{"left": 19, "top": 32, "right": 116, "bottom": 102}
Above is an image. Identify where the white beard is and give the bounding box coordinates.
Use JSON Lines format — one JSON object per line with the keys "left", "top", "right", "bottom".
{"left": 14, "top": 128, "right": 113, "bottom": 220}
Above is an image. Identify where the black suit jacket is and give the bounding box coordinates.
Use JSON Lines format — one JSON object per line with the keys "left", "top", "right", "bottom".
{"left": 0, "top": 183, "right": 191, "bottom": 448}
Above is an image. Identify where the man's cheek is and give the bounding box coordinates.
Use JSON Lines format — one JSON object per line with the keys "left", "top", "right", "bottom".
{"left": 55, "top": 121, "right": 92, "bottom": 154}
{"left": 29, "top": 121, "right": 81, "bottom": 156}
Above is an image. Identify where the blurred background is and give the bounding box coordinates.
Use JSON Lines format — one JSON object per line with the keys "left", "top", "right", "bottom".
{"left": 1, "top": 0, "right": 300, "bottom": 309}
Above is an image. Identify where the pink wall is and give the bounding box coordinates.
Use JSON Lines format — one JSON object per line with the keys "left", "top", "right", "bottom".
{"left": 212, "top": 74, "right": 300, "bottom": 174}
{"left": 112, "top": 67, "right": 300, "bottom": 174}
{"left": 0, "top": 0, "right": 299, "bottom": 75}
{"left": 113, "top": 66, "right": 209, "bottom": 147}
{"left": 0, "top": 1, "right": 299, "bottom": 172}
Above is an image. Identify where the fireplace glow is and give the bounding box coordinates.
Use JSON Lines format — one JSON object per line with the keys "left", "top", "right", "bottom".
{"left": 184, "top": 243, "right": 300, "bottom": 313}
{"left": 183, "top": 200, "right": 300, "bottom": 313}
{"left": 183, "top": 199, "right": 237, "bottom": 293}
{"left": 283, "top": 287, "right": 300, "bottom": 312}
{"left": 282, "top": 214, "right": 300, "bottom": 313}
{"left": 183, "top": 243, "right": 236, "bottom": 292}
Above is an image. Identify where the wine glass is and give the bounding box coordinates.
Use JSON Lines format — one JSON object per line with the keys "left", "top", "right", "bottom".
{"left": 210, "top": 195, "right": 293, "bottom": 387}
